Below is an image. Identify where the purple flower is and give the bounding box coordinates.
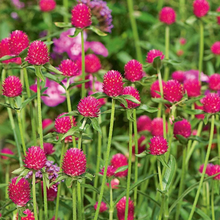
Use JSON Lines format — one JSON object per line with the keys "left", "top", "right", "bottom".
{"left": 184, "top": 70, "right": 209, "bottom": 83}
{"left": 86, "top": 41, "right": 108, "bottom": 57}
{"left": 11, "top": 0, "right": 25, "bottom": 9}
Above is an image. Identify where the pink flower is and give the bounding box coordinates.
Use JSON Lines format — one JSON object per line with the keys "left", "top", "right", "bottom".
{"left": 171, "top": 71, "right": 185, "bottom": 83}
{"left": 202, "top": 93, "right": 220, "bottom": 113}
{"left": 42, "top": 118, "right": 53, "bottom": 132}
{"left": 106, "top": 178, "right": 120, "bottom": 189}
{"left": 132, "top": 135, "right": 146, "bottom": 154}
{"left": 2, "top": 76, "right": 22, "bottom": 97}
{"left": 193, "top": 0, "right": 209, "bottom": 17}
{"left": 39, "top": 0, "right": 56, "bottom": 12}
{"left": 137, "top": 115, "right": 152, "bottom": 132}
{"left": 173, "top": 119, "right": 191, "bottom": 139}
{"left": 150, "top": 80, "right": 166, "bottom": 98}
{"left": 179, "top": 38, "right": 187, "bottom": 45}
{"left": 148, "top": 136, "right": 168, "bottom": 155}
{"left": 87, "top": 41, "right": 108, "bottom": 57}
{"left": 184, "top": 79, "right": 201, "bottom": 97}
{"left": 116, "top": 197, "right": 134, "bottom": 220}
{"left": 209, "top": 73, "right": 220, "bottom": 90}
{"left": 217, "top": 7, "right": 220, "bottom": 25}
{"left": 151, "top": 118, "right": 168, "bottom": 137}
{"left": 41, "top": 182, "right": 57, "bottom": 201}
{"left": 124, "top": 59, "right": 143, "bottom": 82}
{"left": 111, "top": 153, "right": 128, "bottom": 177}
{"left": 59, "top": 59, "right": 79, "bottom": 77}
{"left": 0, "top": 148, "right": 14, "bottom": 160}
{"left": 18, "top": 209, "right": 35, "bottom": 220}
{"left": 146, "top": 49, "right": 164, "bottom": 63}
{"left": 99, "top": 166, "right": 116, "bottom": 177}
{"left": 85, "top": 54, "right": 101, "bottom": 73}
{"left": 94, "top": 201, "right": 108, "bottom": 213}
{"left": 194, "top": 103, "right": 204, "bottom": 119}
{"left": 211, "top": 42, "right": 220, "bottom": 55}
{"left": 43, "top": 143, "right": 55, "bottom": 155}
{"left": 159, "top": 7, "right": 176, "bottom": 25}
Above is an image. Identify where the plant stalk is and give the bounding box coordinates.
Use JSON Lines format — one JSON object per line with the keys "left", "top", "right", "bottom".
{"left": 72, "top": 183, "right": 77, "bottom": 220}
{"left": 198, "top": 19, "right": 204, "bottom": 84}
{"left": 33, "top": 171, "right": 38, "bottom": 220}
{"left": 164, "top": 25, "right": 170, "bottom": 81}
{"left": 81, "top": 31, "right": 86, "bottom": 99}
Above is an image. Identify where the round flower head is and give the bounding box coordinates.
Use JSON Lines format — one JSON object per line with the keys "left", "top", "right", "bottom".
{"left": 176, "top": 49, "right": 184, "bottom": 57}
{"left": 217, "top": 7, "right": 220, "bottom": 25}
{"left": 41, "top": 182, "right": 57, "bottom": 201}
{"left": 94, "top": 201, "right": 108, "bottom": 213}
{"left": 9, "top": 30, "right": 29, "bottom": 55}
{"left": 80, "top": 54, "right": 102, "bottom": 73}
{"left": 24, "top": 146, "right": 47, "bottom": 170}
{"left": 150, "top": 80, "right": 166, "bottom": 98}
{"left": 8, "top": 177, "right": 30, "bottom": 207}
{"left": 121, "top": 86, "right": 141, "bottom": 109}
{"left": 137, "top": 115, "right": 152, "bottom": 132}
{"left": 171, "top": 71, "right": 185, "bottom": 83}
{"left": 2, "top": 76, "right": 22, "bottom": 98}
{"left": 62, "top": 148, "right": 86, "bottom": 176}
{"left": 124, "top": 59, "right": 143, "bottom": 82}
{"left": 107, "top": 178, "right": 120, "bottom": 189}
{"left": 42, "top": 118, "right": 53, "bottom": 132}
{"left": 164, "top": 80, "right": 184, "bottom": 103}
{"left": 116, "top": 197, "right": 134, "bottom": 220}
{"left": 77, "top": 96, "right": 100, "bottom": 117}
{"left": 151, "top": 117, "right": 168, "bottom": 137}
{"left": 199, "top": 163, "right": 215, "bottom": 176}
{"left": 59, "top": 59, "right": 79, "bottom": 77}
{"left": 148, "top": 136, "right": 168, "bottom": 155}
{"left": 17, "top": 209, "right": 35, "bottom": 220}
{"left": 1, "top": 148, "right": 14, "bottom": 160}
{"left": 179, "top": 38, "right": 187, "bottom": 45}
{"left": 184, "top": 79, "right": 201, "bottom": 97}
{"left": 146, "top": 49, "right": 164, "bottom": 63}
{"left": 43, "top": 143, "right": 55, "bottom": 155}
{"left": 213, "top": 165, "right": 220, "bottom": 180}
{"left": 39, "top": 0, "right": 56, "bottom": 12}
{"left": 159, "top": 7, "right": 176, "bottom": 25}
{"left": 55, "top": 113, "right": 77, "bottom": 133}
{"left": 111, "top": 153, "right": 128, "bottom": 177}
{"left": 209, "top": 73, "right": 220, "bottom": 90}
{"left": 71, "top": 3, "right": 92, "bottom": 28}
{"left": 103, "top": 70, "right": 124, "bottom": 97}
{"left": 173, "top": 119, "right": 191, "bottom": 139}
{"left": 26, "top": 40, "right": 49, "bottom": 65}
{"left": 195, "top": 103, "right": 204, "bottom": 119}
{"left": 202, "top": 93, "right": 220, "bottom": 113}
{"left": 211, "top": 42, "right": 220, "bottom": 55}
{"left": 132, "top": 135, "right": 146, "bottom": 154}
{"left": 193, "top": 0, "right": 209, "bottom": 17}
{"left": 100, "top": 166, "right": 116, "bottom": 178}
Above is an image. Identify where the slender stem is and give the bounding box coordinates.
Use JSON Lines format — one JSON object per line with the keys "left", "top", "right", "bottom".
{"left": 94, "top": 99, "right": 116, "bottom": 220}
{"left": 179, "top": 0, "right": 185, "bottom": 22}
{"left": 158, "top": 69, "right": 164, "bottom": 98}
{"left": 164, "top": 25, "right": 170, "bottom": 82}
{"left": 157, "top": 160, "right": 164, "bottom": 220}
{"left": 78, "top": 118, "right": 87, "bottom": 150}
{"left": 72, "top": 183, "right": 77, "bottom": 220}
{"left": 5, "top": 163, "right": 9, "bottom": 199}
{"left": 211, "top": 180, "right": 215, "bottom": 220}
{"left": 126, "top": 0, "right": 143, "bottom": 63}
{"left": 77, "top": 182, "right": 82, "bottom": 220}
{"left": 216, "top": 115, "right": 220, "bottom": 164}
{"left": 188, "top": 115, "right": 215, "bottom": 220}
{"left": 43, "top": 12, "right": 52, "bottom": 51}
{"left": 175, "top": 146, "right": 187, "bottom": 220}
{"left": 125, "top": 115, "right": 133, "bottom": 220}
{"left": 81, "top": 31, "right": 86, "bottom": 99}
{"left": 109, "top": 182, "right": 113, "bottom": 220}
{"left": 63, "top": 0, "right": 68, "bottom": 23}
{"left": 32, "top": 171, "right": 38, "bottom": 220}
{"left": 198, "top": 19, "right": 204, "bottom": 84}
{"left": 20, "top": 69, "right": 25, "bottom": 138}
{"left": 39, "top": 182, "right": 43, "bottom": 220}
{"left": 43, "top": 178, "right": 48, "bottom": 219}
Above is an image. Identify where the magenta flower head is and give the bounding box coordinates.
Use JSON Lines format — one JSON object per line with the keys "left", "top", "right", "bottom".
{"left": 171, "top": 71, "right": 185, "bottom": 83}
{"left": 124, "top": 59, "right": 143, "bottom": 82}
{"left": 71, "top": 3, "right": 92, "bottom": 29}
{"left": 8, "top": 177, "right": 30, "bottom": 207}
{"left": 193, "top": 0, "right": 209, "bottom": 17}
{"left": 209, "top": 73, "right": 220, "bottom": 90}
{"left": 184, "top": 79, "right": 201, "bottom": 98}
{"left": 94, "top": 201, "right": 108, "bottom": 213}
{"left": 100, "top": 166, "right": 116, "bottom": 178}
{"left": 164, "top": 80, "right": 184, "bottom": 103}
{"left": 111, "top": 153, "right": 128, "bottom": 177}
{"left": 0, "top": 148, "right": 14, "bottom": 160}
{"left": 116, "top": 197, "right": 134, "bottom": 220}
{"left": 179, "top": 38, "right": 187, "bottom": 45}
{"left": 148, "top": 136, "right": 168, "bottom": 155}
{"left": 137, "top": 115, "right": 152, "bottom": 132}
{"left": 159, "top": 7, "right": 176, "bottom": 25}
{"left": 9, "top": 30, "right": 29, "bottom": 55}
{"left": 146, "top": 49, "right": 164, "bottom": 64}
{"left": 18, "top": 209, "right": 35, "bottom": 220}
{"left": 121, "top": 86, "right": 141, "bottom": 109}
{"left": 59, "top": 59, "right": 79, "bottom": 77}
{"left": 217, "top": 7, "right": 220, "bottom": 25}
{"left": 195, "top": 103, "right": 205, "bottom": 119}
{"left": 202, "top": 93, "right": 220, "bottom": 113}
{"left": 103, "top": 70, "right": 124, "bottom": 97}
{"left": 211, "top": 42, "right": 220, "bottom": 55}
{"left": 2, "top": 76, "right": 22, "bottom": 98}
{"left": 41, "top": 182, "right": 57, "bottom": 201}
{"left": 24, "top": 146, "right": 47, "bottom": 170}
{"left": 26, "top": 41, "right": 49, "bottom": 65}
{"left": 85, "top": 54, "right": 101, "bottom": 73}
{"left": 62, "top": 148, "right": 86, "bottom": 176}
{"left": 173, "top": 119, "right": 191, "bottom": 139}
{"left": 39, "top": 0, "right": 56, "bottom": 12}
{"left": 150, "top": 80, "right": 166, "bottom": 98}
{"left": 151, "top": 117, "right": 168, "bottom": 137}
{"left": 132, "top": 135, "right": 146, "bottom": 154}
{"left": 77, "top": 96, "right": 100, "bottom": 118}
{"left": 55, "top": 113, "right": 77, "bottom": 133}
{"left": 43, "top": 143, "right": 55, "bottom": 155}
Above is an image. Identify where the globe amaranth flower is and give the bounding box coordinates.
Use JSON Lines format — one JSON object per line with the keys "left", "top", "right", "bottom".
{"left": 179, "top": 38, "right": 187, "bottom": 45}
{"left": 193, "top": 0, "right": 209, "bottom": 17}
{"left": 24, "top": 146, "right": 47, "bottom": 170}
{"left": 16, "top": 209, "right": 35, "bottom": 220}
{"left": 148, "top": 136, "right": 168, "bottom": 155}
{"left": 59, "top": 59, "right": 79, "bottom": 77}
{"left": 171, "top": 71, "right": 185, "bottom": 83}
{"left": 71, "top": 3, "right": 92, "bottom": 28}
{"left": 0, "top": 148, "right": 14, "bottom": 160}
{"left": 183, "top": 79, "right": 201, "bottom": 97}
{"left": 121, "top": 86, "right": 141, "bottom": 109}
{"left": 211, "top": 42, "right": 220, "bottom": 55}
{"left": 202, "top": 93, "right": 220, "bottom": 113}
{"left": 94, "top": 201, "right": 108, "bottom": 213}
{"left": 78, "top": 96, "right": 100, "bottom": 117}
{"left": 137, "top": 115, "right": 152, "bottom": 132}
{"left": 62, "top": 148, "right": 87, "bottom": 176}
{"left": 150, "top": 80, "right": 166, "bottom": 98}
{"left": 2, "top": 76, "right": 22, "bottom": 98}
{"left": 43, "top": 143, "right": 55, "bottom": 155}
{"left": 146, "top": 49, "right": 164, "bottom": 63}
{"left": 26, "top": 40, "right": 49, "bottom": 65}
{"left": 103, "top": 70, "right": 124, "bottom": 97}
{"left": 217, "top": 7, "right": 220, "bottom": 25}
{"left": 209, "top": 73, "right": 220, "bottom": 90}
{"left": 99, "top": 166, "right": 116, "bottom": 177}
{"left": 173, "top": 119, "right": 191, "bottom": 139}
{"left": 106, "top": 178, "right": 120, "bottom": 189}
{"left": 39, "top": 0, "right": 56, "bottom": 12}
{"left": 194, "top": 103, "right": 204, "bottom": 119}
{"left": 116, "top": 197, "right": 134, "bottom": 220}
{"left": 151, "top": 117, "right": 168, "bottom": 137}
{"left": 110, "top": 153, "right": 128, "bottom": 177}
{"left": 132, "top": 135, "right": 146, "bottom": 154}
{"left": 8, "top": 177, "right": 30, "bottom": 207}
{"left": 159, "top": 7, "right": 176, "bottom": 25}
{"left": 124, "top": 59, "right": 143, "bottom": 82}
{"left": 41, "top": 182, "right": 57, "bottom": 201}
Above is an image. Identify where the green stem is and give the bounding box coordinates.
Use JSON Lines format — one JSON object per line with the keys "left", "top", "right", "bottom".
{"left": 158, "top": 69, "right": 164, "bottom": 98}
{"left": 109, "top": 182, "right": 113, "bottom": 220}
{"left": 125, "top": 115, "right": 133, "bottom": 220}
{"left": 94, "top": 99, "right": 116, "bottom": 220}
{"left": 179, "top": 0, "right": 185, "bottom": 21}
{"left": 164, "top": 25, "right": 170, "bottom": 82}
{"left": 43, "top": 12, "right": 52, "bottom": 51}
{"left": 216, "top": 115, "right": 220, "bottom": 164}
{"left": 175, "top": 146, "right": 187, "bottom": 220}
{"left": 211, "top": 180, "right": 215, "bottom": 220}
{"left": 43, "top": 178, "right": 48, "bottom": 219}
{"left": 81, "top": 31, "right": 86, "bottom": 99}
{"left": 77, "top": 182, "right": 82, "bottom": 220}
{"left": 63, "top": 0, "right": 68, "bottom": 23}
{"left": 72, "top": 183, "right": 77, "bottom": 220}
{"left": 5, "top": 163, "right": 9, "bottom": 199}
{"left": 157, "top": 160, "right": 164, "bottom": 220}
{"left": 126, "top": 0, "right": 143, "bottom": 63}
{"left": 188, "top": 115, "right": 215, "bottom": 220}
{"left": 78, "top": 118, "right": 87, "bottom": 150}
{"left": 198, "top": 19, "right": 204, "bottom": 84}
{"left": 33, "top": 171, "right": 38, "bottom": 220}
{"left": 39, "top": 183, "right": 43, "bottom": 220}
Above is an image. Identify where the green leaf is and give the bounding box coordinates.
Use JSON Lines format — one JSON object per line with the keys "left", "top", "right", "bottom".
{"left": 115, "top": 165, "right": 128, "bottom": 174}
{"left": 65, "top": 177, "right": 74, "bottom": 188}
{"left": 54, "top": 22, "right": 72, "bottom": 28}
{"left": 135, "top": 150, "right": 148, "bottom": 158}
{"left": 162, "top": 155, "right": 176, "bottom": 191}
{"left": 67, "top": 79, "right": 90, "bottom": 90}
{"left": 42, "top": 172, "right": 50, "bottom": 188}
{"left": 0, "top": 102, "right": 11, "bottom": 109}
{"left": 175, "top": 134, "right": 188, "bottom": 145}
{"left": 136, "top": 190, "right": 160, "bottom": 207}
{"left": 68, "top": 28, "right": 81, "bottom": 38}
{"left": 12, "top": 166, "right": 25, "bottom": 175}
{"left": 0, "top": 184, "right": 8, "bottom": 188}
{"left": 152, "top": 56, "right": 163, "bottom": 70}
{"left": 162, "top": 59, "right": 181, "bottom": 66}
{"left": 126, "top": 109, "right": 134, "bottom": 122}
{"left": 84, "top": 194, "right": 96, "bottom": 205}
{"left": 0, "top": 153, "right": 18, "bottom": 160}
{"left": 181, "top": 108, "right": 204, "bottom": 115}
{"left": 0, "top": 55, "right": 17, "bottom": 62}
{"left": 114, "top": 96, "right": 128, "bottom": 108}
{"left": 208, "top": 11, "right": 220, "bottom": 16}
{"left": 121, "top": 94, "right": 141, "bottom": 104}
{"left": 90, "top": 92, "right": 108, "bottom": 99}
{"left": 90, "top": 118, "right": 102, "bottom": 134}
{"left": 188, "top": 135, "right": 205, "bottom": 142}
{"left": 138, "top": 104, "right": 158, "bottom": 113}
{"left": 157, "top": 155, "right": 170, "bottom": 169}
{"left": 185, "top": 15, "right": 197, "bottom": 25}
{"left": 151, "top": 98, "right": 170, "bottom": 104}
{"left": 43, "top": 63, "right": 63, "bottom": 75}
{"left": 87, "top": 26, "right": 107, "bottom": 36}
{"left": 49, "top": 174, "right": 68, "bottom": 186}
{"left": 213, "top": 180, "right": 219, "bottom": 195}
{"left": 59, "top": 111, "right": 80, "bottom": 117}
{"left": 84, "top": 172, "right": 95, "bottom": 181}
{"left": 61, "top": 126, "right": 80, "bottom": 141}
{"left": 204, "top": 113, "right": 211, "bottom": 125}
